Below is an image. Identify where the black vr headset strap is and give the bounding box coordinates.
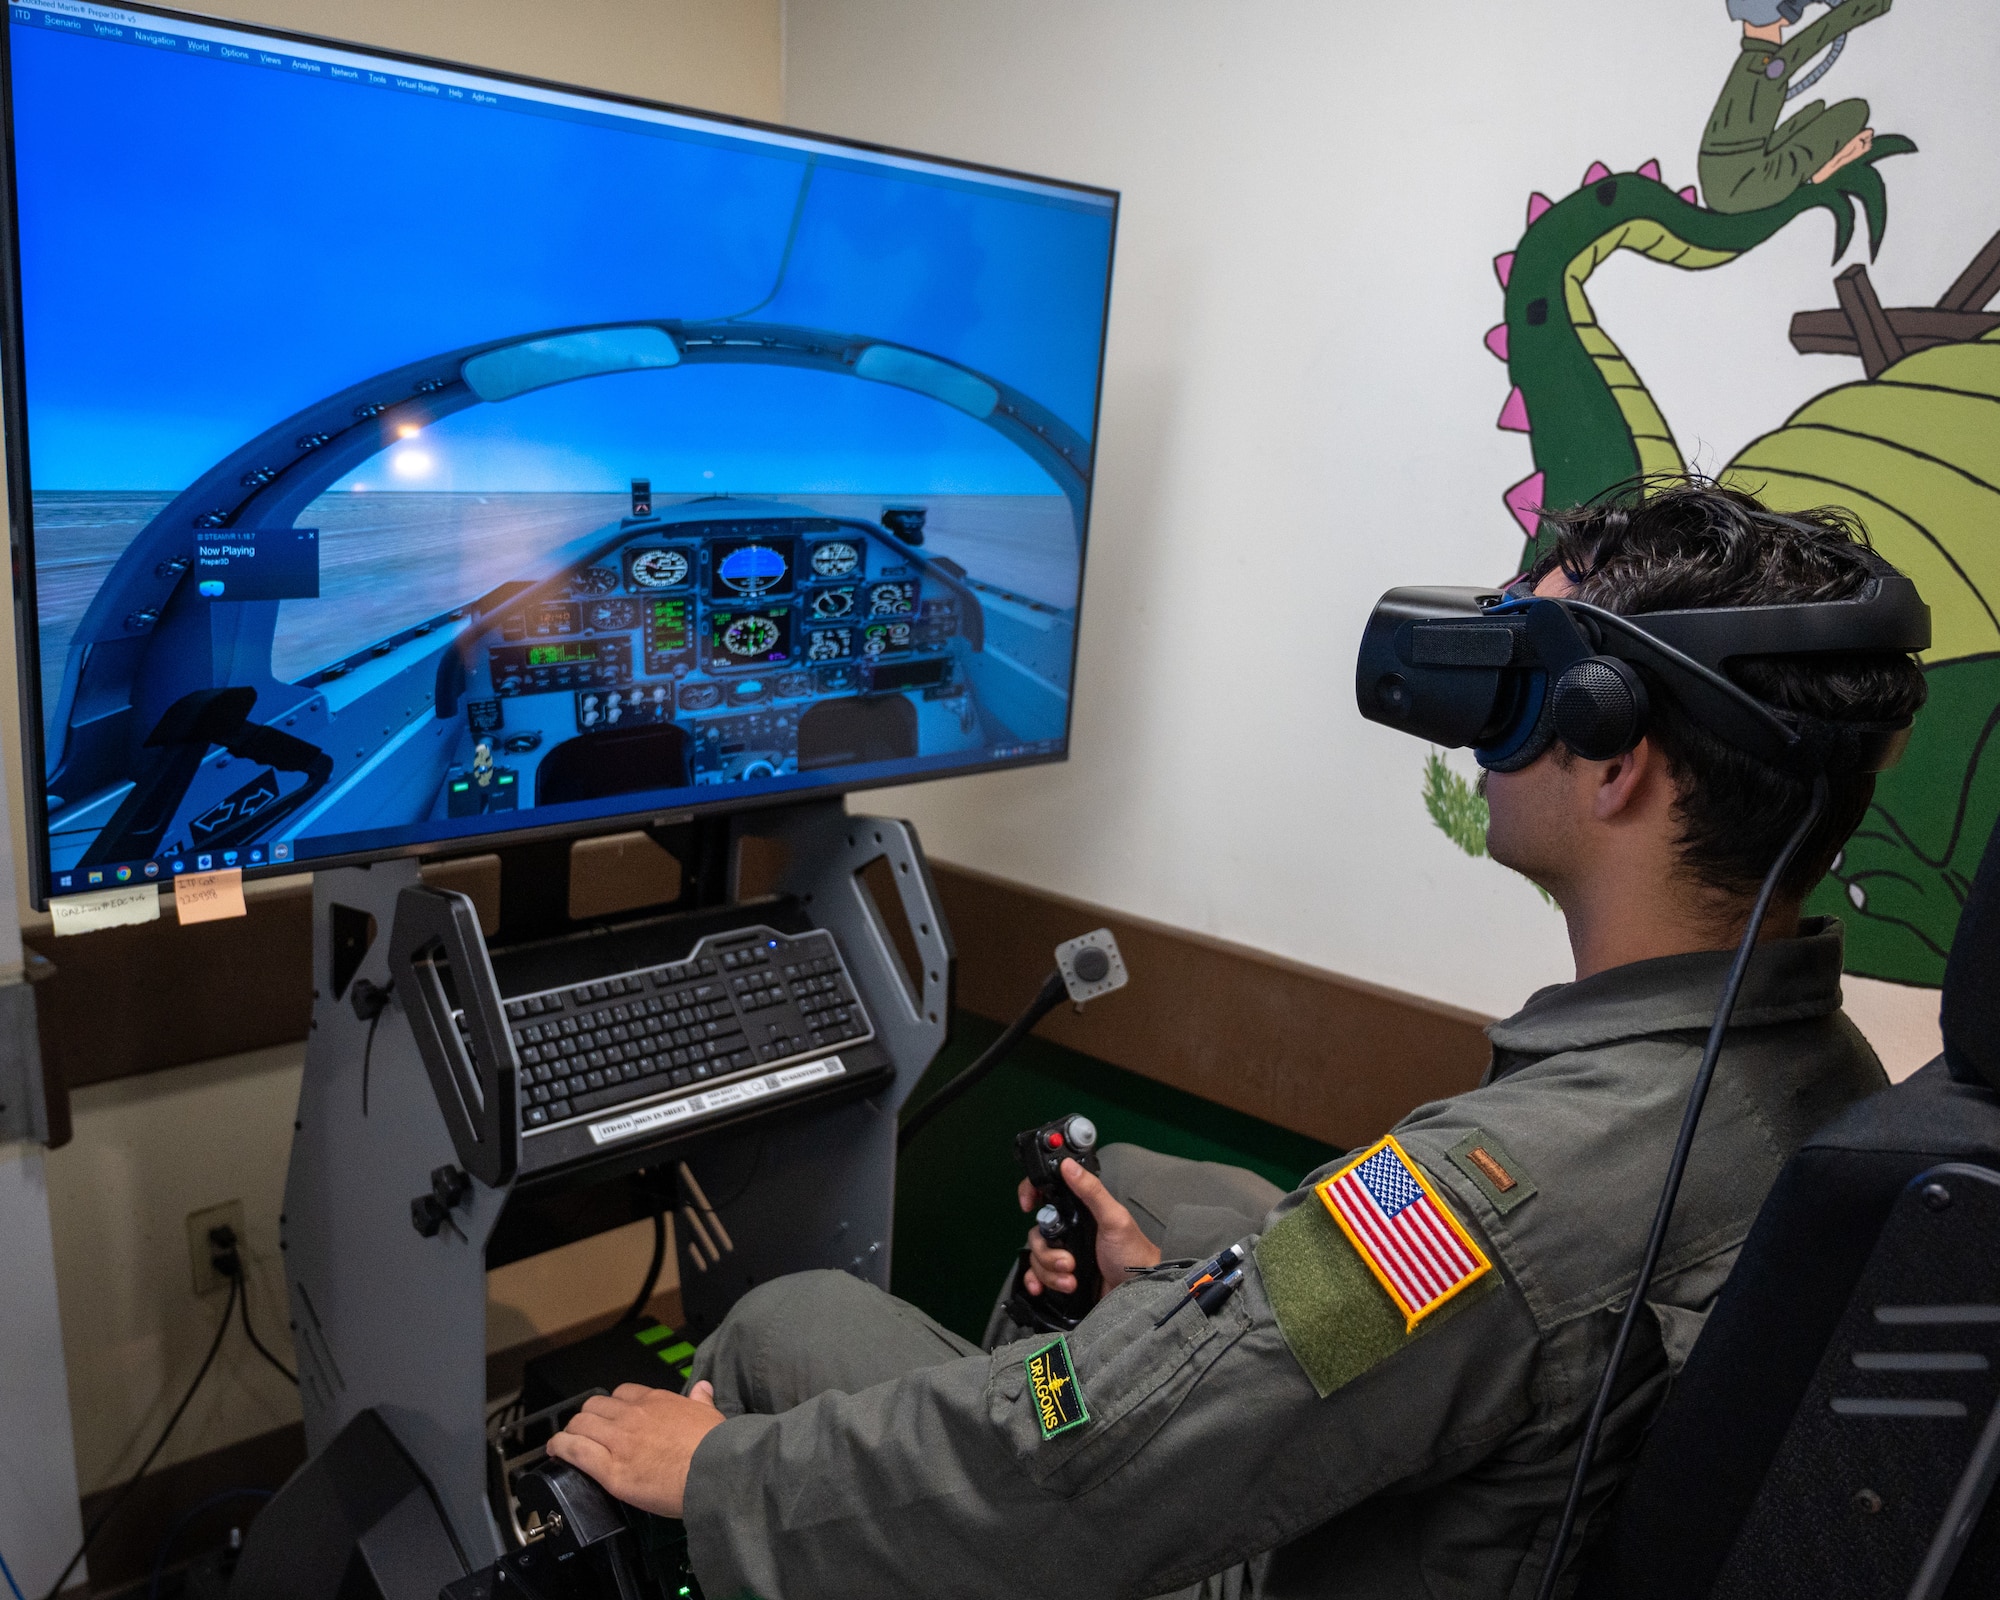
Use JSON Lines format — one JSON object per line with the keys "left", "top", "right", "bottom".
{"left": 1622, "top": 563, "right": 1931, "bottom": 672}
{"left": 1559, "top": 600, "right": 1807, "bottom": 767}
{"left": 1565, "top": 599, "right": 1921, "bottom": 773}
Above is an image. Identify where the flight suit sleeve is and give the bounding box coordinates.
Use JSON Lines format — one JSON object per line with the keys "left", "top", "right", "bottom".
{"left": 681, "top": 1211, "right": 1540, "bottom": 1600}
{"left": 1785, "top": 0, "right": 1892, "bottom": 64}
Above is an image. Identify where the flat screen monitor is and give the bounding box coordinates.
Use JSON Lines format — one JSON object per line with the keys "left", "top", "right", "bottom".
{"left": 1, "top": 2, "right": 1115, "bottom": 907}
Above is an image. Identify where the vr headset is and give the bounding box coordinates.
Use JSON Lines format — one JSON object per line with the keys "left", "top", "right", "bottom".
{"left": 1356, "top": 552, "right": 1931, "bottom": 774}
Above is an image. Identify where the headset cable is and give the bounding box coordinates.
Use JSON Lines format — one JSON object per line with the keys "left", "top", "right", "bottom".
{"left": 1534, "top": 775, "right": 1829, "bottom": 1597}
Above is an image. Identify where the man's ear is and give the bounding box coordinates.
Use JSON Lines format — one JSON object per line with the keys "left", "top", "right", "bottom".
{"left": 1590, "top": 736, "right": 1663, "bottom": 822}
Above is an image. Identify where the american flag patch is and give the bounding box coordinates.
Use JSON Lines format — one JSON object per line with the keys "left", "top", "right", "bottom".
{"left": 1316, "top": 1135, "right": 1491, "bottom": 1331}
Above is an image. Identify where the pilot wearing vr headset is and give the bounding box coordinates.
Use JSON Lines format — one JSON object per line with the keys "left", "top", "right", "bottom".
{"left": 549, "top": 480, "right": 1929, "bottom": 1599}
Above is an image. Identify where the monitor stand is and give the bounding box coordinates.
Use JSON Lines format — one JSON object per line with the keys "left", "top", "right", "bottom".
{"left": 231, "top": 800, "right": 953, "bottom": 1599}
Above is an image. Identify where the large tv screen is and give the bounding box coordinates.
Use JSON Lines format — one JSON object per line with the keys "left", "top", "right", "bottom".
{"left": 1, "top": 2, "right": 1115, "bottom": 906}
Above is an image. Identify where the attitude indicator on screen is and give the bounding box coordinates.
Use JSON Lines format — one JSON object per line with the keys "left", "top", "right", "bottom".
{"left": 711, "top": 537, "right": 797, "bottom": 600}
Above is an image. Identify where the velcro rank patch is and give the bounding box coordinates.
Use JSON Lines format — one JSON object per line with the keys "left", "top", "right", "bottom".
{"left": 1025, "top": 1335, "right": 1089, "bottom": 1439}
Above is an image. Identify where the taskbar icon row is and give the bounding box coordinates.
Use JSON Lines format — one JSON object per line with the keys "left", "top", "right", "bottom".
{"left": 54, "top": 840, "right": 295, "bottom": 896}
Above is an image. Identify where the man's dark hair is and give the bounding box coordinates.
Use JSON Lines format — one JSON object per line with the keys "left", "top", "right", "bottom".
{"left": 1527, "top": 476, "right": 1929, "bottom": 903}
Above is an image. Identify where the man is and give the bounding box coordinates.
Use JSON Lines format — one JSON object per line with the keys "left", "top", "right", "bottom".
{"left": 549, "top": 481, "right": 1927, "bottom": 1598}
{"left": 1698, "top": 0, "right": 1895, "bottom": 215}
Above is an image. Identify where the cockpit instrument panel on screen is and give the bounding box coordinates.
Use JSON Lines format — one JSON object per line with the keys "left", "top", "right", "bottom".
{"left": 4, "top": 1, "right": 1115, "bottom": 904}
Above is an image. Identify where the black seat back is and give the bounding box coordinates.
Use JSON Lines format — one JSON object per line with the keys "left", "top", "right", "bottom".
{"left": 1578, "top": 811, "right": 2000, "bottom": 1600}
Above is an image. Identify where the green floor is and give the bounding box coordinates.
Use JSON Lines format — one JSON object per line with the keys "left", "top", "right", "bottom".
{"left": 891, "top": 1012, "right": 1340, "bottom": 1342}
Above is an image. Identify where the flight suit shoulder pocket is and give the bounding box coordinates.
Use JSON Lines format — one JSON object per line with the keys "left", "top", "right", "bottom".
{"left": 985, "top": 1281, "right": 1248, "bottom": 1498}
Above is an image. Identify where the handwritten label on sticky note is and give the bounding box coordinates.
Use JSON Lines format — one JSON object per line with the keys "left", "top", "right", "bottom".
{"left": 176, "top": 868, "right": 246, "bottom": 925}
{"left": 50, "top": 884, "right": 161, "bottom": 936}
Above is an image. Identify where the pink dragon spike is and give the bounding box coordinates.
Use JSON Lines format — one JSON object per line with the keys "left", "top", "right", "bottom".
{"left": 1504, "top": 471, "right": 1547, "bottom": 536}
{"left": 1527, "top": 191, "right": 1553, "bottom": 225}
{"left": 1638, "top": 158, "right": 1662, "bottom": 181}
{"left": 1484, "top": 323, "right": 1510, "bottom": 362}
{"left": 1678, "top": 185, "right": 1699, "bottom": 204}
{"left": 1494, "top": 251, "right": 1515, "bottom": 289}
{"left": 1583, "top": 161, "right": 1611, "bottom": 185}
{"left": 1497, "top": 387, "right": 1531, "bottom": 433}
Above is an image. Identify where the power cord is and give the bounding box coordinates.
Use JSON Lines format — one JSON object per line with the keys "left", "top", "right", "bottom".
{"left": 208, "top": 1226, "right": 297, "bottom": 1388}
{"left": 618, "top": 1206, "right": 669, "bottom": 1327}
{"left": 41, "top": 1274, "right": 240, "bottom": 1600}
{"left": 897, "top": 969, "right": 1069, "bottom": 1150}
{"left": 350, "top": 978, "right": 393, "bottom": 1117}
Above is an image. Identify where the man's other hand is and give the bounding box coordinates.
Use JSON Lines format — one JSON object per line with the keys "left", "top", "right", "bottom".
{"left": 545, "top": 1380, "right": 727, "bottom": 1518}
{"left": 1019, "top": 1156, "right": 1161, "bottom": 1301}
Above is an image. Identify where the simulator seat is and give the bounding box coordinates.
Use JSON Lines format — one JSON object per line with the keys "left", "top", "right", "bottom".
{"left": 1578, "top": 810, "right": 2000, "bottom": 1600}
{"left": 534, "top": 723, "right": 692, "bottom": 805}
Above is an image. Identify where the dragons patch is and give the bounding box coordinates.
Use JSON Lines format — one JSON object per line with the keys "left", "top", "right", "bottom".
{"left": 1025, "top": 1336, "right": 1089, "bottom": 1439}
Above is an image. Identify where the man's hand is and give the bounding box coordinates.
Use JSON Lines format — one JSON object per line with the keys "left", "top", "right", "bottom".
{"left": 545, "top": 1380, "right": 727, "bottom": 1518}
{"left": 1019, "top": 1156, "right": 1161, "bottom": 1301}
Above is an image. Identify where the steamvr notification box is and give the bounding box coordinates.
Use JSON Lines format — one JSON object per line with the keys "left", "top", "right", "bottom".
{"left": 193, "top": 527, "right": 320, "bottom": 601}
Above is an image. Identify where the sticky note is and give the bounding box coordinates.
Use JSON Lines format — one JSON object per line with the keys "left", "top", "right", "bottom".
{"left": 176, "top": 868, "right": 247, "bottom": 925}
{"left": 50, "top": 884, "right": 161, "bottom": 936}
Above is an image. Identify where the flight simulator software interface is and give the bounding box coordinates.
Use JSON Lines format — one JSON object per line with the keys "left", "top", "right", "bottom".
{"left": 6, "top": 1, "right": 1115, "bottom": 900}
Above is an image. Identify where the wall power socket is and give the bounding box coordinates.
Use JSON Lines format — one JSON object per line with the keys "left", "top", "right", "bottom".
{"left": 185, "top": 1198, "right": 247, "bottom": 1296}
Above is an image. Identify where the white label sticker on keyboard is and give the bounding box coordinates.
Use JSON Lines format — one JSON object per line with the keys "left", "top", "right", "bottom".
{"left": 587, "top": 1056, "right": 846, "bottom": 1146}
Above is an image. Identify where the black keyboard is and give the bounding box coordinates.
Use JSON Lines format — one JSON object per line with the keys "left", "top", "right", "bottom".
{"left": 501, "top": 927, "right": 871, "bottom": 1140}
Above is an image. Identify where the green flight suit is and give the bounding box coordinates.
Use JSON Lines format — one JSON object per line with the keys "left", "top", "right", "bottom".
{"left": 1698, "top": 0, "right": 1893, "bottom": 214}
{"left": 683, "top": 920, "right": 1885, "bottom": 1598}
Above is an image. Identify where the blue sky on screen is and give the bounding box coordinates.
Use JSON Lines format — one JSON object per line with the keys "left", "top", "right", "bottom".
{"left": 9, "top": 21, "right": 1112, "bottom": 494}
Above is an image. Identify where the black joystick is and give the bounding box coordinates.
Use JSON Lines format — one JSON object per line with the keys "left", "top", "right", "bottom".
{"left": 1008, "top": 1112, "right": 1102, "bottom": 1333}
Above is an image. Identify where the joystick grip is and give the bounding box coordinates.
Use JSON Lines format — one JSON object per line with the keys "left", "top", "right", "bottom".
{"left": 1011, "top": 1112, "right": 1103, "bottom": 1331}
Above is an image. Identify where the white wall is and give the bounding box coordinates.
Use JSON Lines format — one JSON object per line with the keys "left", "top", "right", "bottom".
{"left": 790, "top": 0, "right": 2000, "bottom": 1029}
{"left": 0, "top": 1141, "right": 87, "bottom": 1596}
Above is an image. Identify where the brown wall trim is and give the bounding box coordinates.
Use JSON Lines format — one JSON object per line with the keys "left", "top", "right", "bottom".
{"left": 24, "top": 884, "right": 314, "bottom": 1110}
{"left": 929, "top": 864, "right": 1494, "bottom": 1148}
{"left": 24, "top": 853, "right": 1494, "bottom": 1149}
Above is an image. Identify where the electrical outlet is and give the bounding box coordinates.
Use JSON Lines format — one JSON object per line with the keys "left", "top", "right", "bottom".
{"left": 186, "top": 1199, "right": 246, "bottom": 1296}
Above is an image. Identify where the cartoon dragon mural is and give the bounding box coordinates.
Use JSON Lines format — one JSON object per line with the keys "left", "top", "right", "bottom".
{"left": 1466, "top": 131, "right": 2000, "bottom": 989}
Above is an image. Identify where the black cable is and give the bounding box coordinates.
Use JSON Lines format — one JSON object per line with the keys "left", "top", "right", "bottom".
{"left": 43, "top": 1276, "right": 241, "bottom": 1600}
{"left": 360, "top": 1008, "right": 383, "bottom": 1117}
{"left": 236, "top": 1274, "right": 298, "bottom": 1388}
{"left": 898, "top": 969, "right": 1069, "bottom": 1151}
{"left": 619, "top": 1207, "right": 669, "bottom": 1326}
{"left": 1533, "top": 774, "right": 1829, "bottom": 1598}
{"left": 208, "top": 1226, "right": 296, "bottom": 1387}
{"left": 350, "top": 977, "right": 392, "bottom": 1117}
{"left": 146, "top": 1486, "right": 272, "bottom": 1600}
